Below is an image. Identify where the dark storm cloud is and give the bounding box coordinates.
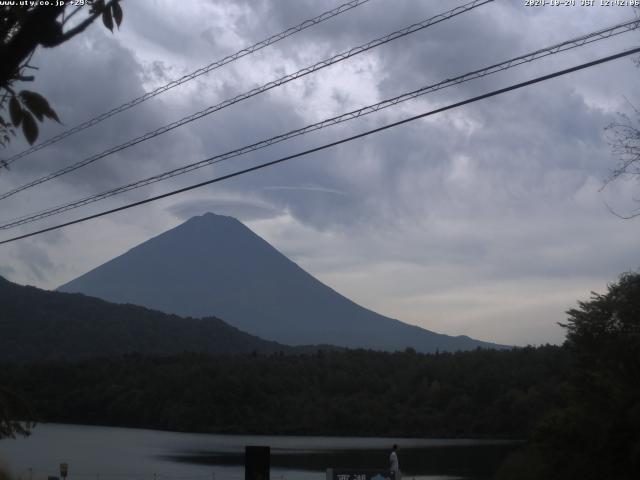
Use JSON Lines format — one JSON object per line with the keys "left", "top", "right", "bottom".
{"left": 0, "top": 27, "right": 156, "bottom": 192}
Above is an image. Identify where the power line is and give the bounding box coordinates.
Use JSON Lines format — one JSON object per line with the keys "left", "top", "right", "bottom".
{"left": 0, "top": 0, "right": 494, "bottom": 201}
{"left": 2, "top": 46, "right": 638, "bottom": 246}
{"left": 2, "top": 18, "right": 638, "bottom": 230}
{"left": 1, "top": 0, "right": 373, "bottom": 166}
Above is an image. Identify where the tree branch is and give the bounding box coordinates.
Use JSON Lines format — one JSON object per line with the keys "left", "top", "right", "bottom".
{"left": 62, "top": 5, "right": 84, "bottom": 26}
{"left": 0, "top": 2, "right": 117, "bottom": 87}
{"left": 55, "top": 1, "right": 118, "bottom": 45}
{"left": 604, "top": 200, "right": 640, "bottom": 220}
{"left": 0, "top": 6, "right": 64, "bottom": 87}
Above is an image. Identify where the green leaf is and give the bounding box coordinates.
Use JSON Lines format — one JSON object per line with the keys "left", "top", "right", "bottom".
{"left": 102, "top": 6, "right": 114, "bottom": 32}
{"left": 20, "top": 90, "right": 60, "bottom": 123}
{"left": 9, "top": 96, "right": 23, "bottom": 127}
{"left": 112, "top": 1, "right": 123, "bottom": 28}
{"left": 21, "top": 111, "right": 39, "bottom": 145}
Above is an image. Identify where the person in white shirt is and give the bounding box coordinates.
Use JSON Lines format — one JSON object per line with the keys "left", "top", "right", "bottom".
{"left": 389, "top": 444, "right": 401, "bottom": 480}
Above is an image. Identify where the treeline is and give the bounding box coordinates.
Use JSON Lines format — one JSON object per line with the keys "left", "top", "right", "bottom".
{"left": 0, "top": 345, "right": 569, "bottom": 438}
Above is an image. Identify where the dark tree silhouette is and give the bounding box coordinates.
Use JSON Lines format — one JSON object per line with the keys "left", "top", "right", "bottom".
{"left": 0, "top": 1, "right": 123, "bottom": 150}
{"left": 605, "top": 106, "right": 640, "bottom": 218}
{"left": 498, "top": 272, "right": 640, "bottom": 480}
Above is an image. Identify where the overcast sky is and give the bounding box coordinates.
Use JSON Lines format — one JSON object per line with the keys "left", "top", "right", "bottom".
{"left": 1, "top": 0, "right": 640, "bottom": 346}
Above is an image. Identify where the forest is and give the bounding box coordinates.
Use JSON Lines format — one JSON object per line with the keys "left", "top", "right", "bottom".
{"left": 0, "top": 345, "right": 567, "bottom": 438}
{"left": 1, "top": 272, "right": 639, "bottom": 479}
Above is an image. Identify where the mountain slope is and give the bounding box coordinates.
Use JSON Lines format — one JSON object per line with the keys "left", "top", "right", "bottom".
{"left": 59, "top": 213, "right": 505, "bottom": 352}
{"left": 0, "top": 276, "right": 296, "bottom": 362}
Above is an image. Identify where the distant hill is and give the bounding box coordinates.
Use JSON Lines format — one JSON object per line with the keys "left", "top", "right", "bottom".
{"left": 59, "top": 213, "right": 505, "bottom": 352}
{"left": 0, "top": 276, "right": 298, "bottom": 362}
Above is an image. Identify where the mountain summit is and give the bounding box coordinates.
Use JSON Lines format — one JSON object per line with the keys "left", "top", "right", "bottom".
{"left": 59, "top": 213, "right": 503, "bottom": 352}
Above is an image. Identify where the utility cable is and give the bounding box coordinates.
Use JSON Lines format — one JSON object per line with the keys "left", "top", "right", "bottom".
{"left": 0, "top": 0, "right": 494, "bottom": 201}
{"left": 1, "top": 46, "right": 638, "bottom": 246}
{"left": 1, "top": 18, "right": 638, "bottom": 229}
{"left": 1, "top": 0, "right": 373, "bottom": 166}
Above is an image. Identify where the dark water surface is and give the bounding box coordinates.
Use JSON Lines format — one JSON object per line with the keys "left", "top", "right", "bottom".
{"left": 0, "top": 424, "right": 518, "bottom": 480}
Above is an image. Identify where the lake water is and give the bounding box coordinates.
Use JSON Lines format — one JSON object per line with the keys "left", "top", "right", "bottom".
{"left": 0, "top": 424, "right": 518, "bottom": 480}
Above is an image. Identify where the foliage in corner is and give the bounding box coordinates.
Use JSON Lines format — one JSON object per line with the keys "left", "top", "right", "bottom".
{"left": 605, "top": 105, "right": 640, "bottom": 218}
{"left": 0, "top": 1, "right": 123, "bottom": 148}
{"left": 497, "top": 272, "right": 640, "bottom": 480}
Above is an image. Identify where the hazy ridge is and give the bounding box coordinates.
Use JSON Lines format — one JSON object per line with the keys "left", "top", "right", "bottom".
{"left": 0, "top": 275, "right": 304, "bottom": 361}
